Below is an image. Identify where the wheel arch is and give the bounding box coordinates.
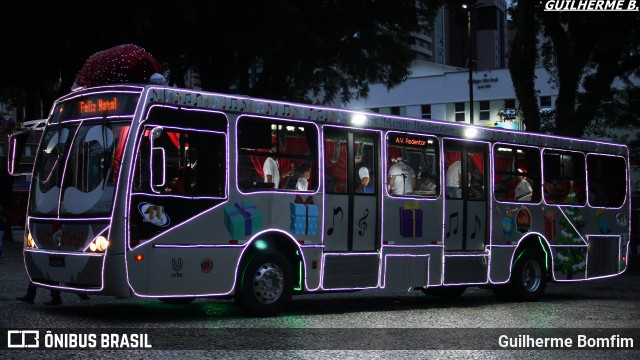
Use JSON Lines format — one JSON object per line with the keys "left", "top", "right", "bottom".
{"left": 237, "top": 230, "right": 305, "bottom": 293}
{"left": 514, "top": 232, "right": 552, "bottom": 281}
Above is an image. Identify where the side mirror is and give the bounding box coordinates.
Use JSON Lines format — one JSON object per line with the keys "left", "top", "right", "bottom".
{"left": 151, "top": 147, "right": 166, "bottom": 189}
{"left": 7, "top": 131, "right": 31, "bottom": 175}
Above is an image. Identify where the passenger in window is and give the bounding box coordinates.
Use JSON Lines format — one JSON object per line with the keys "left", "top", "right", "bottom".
{"left": 263, "top": 143, "right": 280, "bottom": 189}
{"left": 446, "top": 160, "right": 462, "bottom": 198}
{"left": 418, "top": 173, "right": 437, "bottom": 193}
{"left": 468, "top": 172, "right": 484, "bottom": 200}
{"left": 355, "top": 155, "right": 370, "bottom": 193}
{"left": 514, "top": 168, "right": 532, "bottom": 201}
{"left": 296, "top": 164, "right": 311, "bottom": 191}
{"left": 388, "top": 157, "right": 416, "bottom": 195}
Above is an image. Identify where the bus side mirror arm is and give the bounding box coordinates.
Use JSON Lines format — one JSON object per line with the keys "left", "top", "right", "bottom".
{"left": 151, "top": 147, "right": 166, "bottom": 189}
{"left": 7, "top": 131, "right": 31, "bottom": 176}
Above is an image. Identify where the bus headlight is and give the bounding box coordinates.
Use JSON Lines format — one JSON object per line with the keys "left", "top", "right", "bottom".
{"left": 89, "top": 235, "right": 109, "bottom": 253}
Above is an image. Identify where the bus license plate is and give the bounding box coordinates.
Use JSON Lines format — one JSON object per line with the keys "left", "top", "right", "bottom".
{"left": 49, "top": 256, "right": 65, "bottom": 267}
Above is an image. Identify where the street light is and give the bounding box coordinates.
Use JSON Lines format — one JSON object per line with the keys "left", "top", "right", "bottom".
{"left": 462, "top": 3, "right": 478, "bottom": 125}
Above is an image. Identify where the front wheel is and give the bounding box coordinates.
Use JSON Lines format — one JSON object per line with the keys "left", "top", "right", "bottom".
{"left": 494, "top": 249, "right": 547, "bottom": 301}
{"left": 235, "top": 252, "right": 293, "bottom": 316}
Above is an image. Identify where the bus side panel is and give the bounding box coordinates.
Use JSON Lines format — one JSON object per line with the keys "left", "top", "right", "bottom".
{"left": 133, "top": 245, "right": 242, "bottom": 296}
{"left": 488, "top": 247, "right": 515, "bottom": 283}
{"left": 301, "top": 247, "right": 322, "bottom": 291}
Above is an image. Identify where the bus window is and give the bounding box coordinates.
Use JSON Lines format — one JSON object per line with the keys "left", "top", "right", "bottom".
{"left": 237, "top": 116, "right": 318, "bottom": 192}
{"left": 543, "top": 150, "right": 586, "bottom": 205}
{"left": 493, "top": 145, "right": 541, "bottom": 203}
{"left": 135, "top": 126, "right": 226, "bottom": 197}
{"left": 386, "top": 133, "right": 439, "bottom": 198}
{"left": 587, "top": 154, "right": 626, "bottom": 208}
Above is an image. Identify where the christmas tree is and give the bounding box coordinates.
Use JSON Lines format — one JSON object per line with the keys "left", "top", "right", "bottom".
{"left": 554, "top": 181, "right": 586, "bottom": 279}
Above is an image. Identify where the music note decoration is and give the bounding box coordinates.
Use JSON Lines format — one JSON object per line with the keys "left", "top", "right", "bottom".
{"left": 358, "top": 209, "right": 369, "bottom": 236}
{"left": 446, "top": 212, "right": 459, "bottom": 238}
{"left": 327, "top": 206, "right": 343, "bottom": 236}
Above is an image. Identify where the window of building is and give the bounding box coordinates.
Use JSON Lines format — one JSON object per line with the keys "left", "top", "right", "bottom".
{"left": 587, "top": 154, "right": 626, "bottom": 208}
{"left": 493, "top": 145, "right": 541, "bottom": 203}
{"left": 421, "top": 104, "right": 431, "bottom": 119}
{"left": 455, "top": 102, "right": 466, "bottom": 122}
{"left": 479, "top": 101, "right": 490, "bottom": 121}
{"left": 386, "top": 132, "right": 439, "bottom": 198}
{"left": 237, "top": 116, "right": 318, "bottom": 192}
{"left": 543, "top": 150, "right": 586, "bottom": 205}
{"left": 390, "top": 106, "right": 400, "bottom": 116}
{"left": 504, "top": 99, "right": 516, "bottom": 109}
{"left": 369, "top": 108, "right": 379, "bottom": 113}
{"left": 540, "top": 96, "right": 552, "bottom": 108}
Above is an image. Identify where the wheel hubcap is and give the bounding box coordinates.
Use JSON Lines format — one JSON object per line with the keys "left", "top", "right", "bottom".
{"left": 522, "top": 259, "right": 542, "bottom": 292}
{"left": 252, "top": 262, "right": 284, "bottom": 304}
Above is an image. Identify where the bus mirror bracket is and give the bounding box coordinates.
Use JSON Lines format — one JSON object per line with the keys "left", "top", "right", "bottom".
{"left": 151, "top": 147, "right": 166, "bottom": 188}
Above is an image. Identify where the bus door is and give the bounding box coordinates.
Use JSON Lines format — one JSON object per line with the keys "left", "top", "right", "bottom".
{"left": 443, "top": 139, "right": 489, "bottom": 252}
{"left": 321, "top": 127, "right": 380, "bottom": 288}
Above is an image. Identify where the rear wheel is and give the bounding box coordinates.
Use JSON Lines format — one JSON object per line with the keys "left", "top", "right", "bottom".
{"left": 235, "top": 252, "right": 293, "bottom": 316}
{"left": 494, "top": 248, "right": 547, "bottom": 301}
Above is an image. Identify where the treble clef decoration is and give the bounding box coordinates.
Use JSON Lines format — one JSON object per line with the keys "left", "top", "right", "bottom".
{"left": 358, "top": 209, "right": 369, "bottom": 236}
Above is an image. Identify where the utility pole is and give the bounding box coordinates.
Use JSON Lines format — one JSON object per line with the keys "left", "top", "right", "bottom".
{"left": 463, "top": 3, "right": 476, "bottom": 125}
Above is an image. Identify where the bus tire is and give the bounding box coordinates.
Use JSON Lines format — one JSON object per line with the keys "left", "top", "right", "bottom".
{"left": 235, "top": 252, "right": 293, "bottom": 317}
{"left": 494, "top": 249, "right": 547, "bottom": 302}
{"left": 160, "top": 297, "right": 195, "bottom": 304}
{"left": 421, "top": 286, "right": 467, "bottom": 298}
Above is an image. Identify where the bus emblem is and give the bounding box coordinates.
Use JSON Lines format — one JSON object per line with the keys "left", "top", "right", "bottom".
{"left": 172, "top": 258, "right": 183, "bottom": 272}
{"left": 201, "top": 258, "right": 213, "bottom": 273}
{"left": 138, "top": 202, "right": 170, "bottom": 227}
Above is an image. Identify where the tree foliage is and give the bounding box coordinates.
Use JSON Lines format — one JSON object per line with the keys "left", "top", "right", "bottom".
{"left": 509, "top": 2, "right": 640, "bottom": 137}
{"left": 1, "top": 0, "right": 439, "bottom": 119}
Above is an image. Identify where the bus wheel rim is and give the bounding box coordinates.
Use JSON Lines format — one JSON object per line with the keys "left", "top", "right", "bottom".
{"left": 252, "top": 262, "right": 284, "bottom": 304}
{"left": 522, "top": 259, "right": 541, "bottom": 292}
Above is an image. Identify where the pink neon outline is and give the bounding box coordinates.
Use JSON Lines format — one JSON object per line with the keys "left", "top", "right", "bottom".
{"left": 149, "top": 146, "right": 166, "bottom": 191}
{"left": 129, "top": 228, "right": 309, "bottom": 298}
{"left": 24, "top": 84, "right": 632, "bottom": 301}
{"left": 234, "top": 114, "right": 322, "bottom": 195}
{"left": 320, "top": 252, "right": 381, "bottom": 291}
{"left": 491, "top": 142, "right": 544, "bottom": 206}
{"left": 584, "top": 153, "right": 628, "bottom": 210}
{"left": 382, "top": 254, "right": 430, "bottom": 289}
{"left": 384, "top": 131, "right": 441, "bottom": 200}
{"left": 541, "top": 148, "right": 588, "bottom": 207}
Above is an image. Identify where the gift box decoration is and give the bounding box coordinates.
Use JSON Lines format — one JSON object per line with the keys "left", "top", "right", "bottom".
{"left": 400, "top": 201, "right": 423, "bottom": 238}
{"left": 224, "top": 201, "right": 263, "bottom": 238}
{"left": 290, "top": 195, "right": 318, "bottom": 235}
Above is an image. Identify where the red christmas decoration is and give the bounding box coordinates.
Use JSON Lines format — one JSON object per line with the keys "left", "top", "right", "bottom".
{"left": 73, "top": 44, "right": 163, "bottom": 88}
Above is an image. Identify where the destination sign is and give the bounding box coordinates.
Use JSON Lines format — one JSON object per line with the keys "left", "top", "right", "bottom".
{"left": 388, "top": 133, "right": 433, "bottom": 149}
{"left": 50, "top": 92, "right": 140, "bottom": 123}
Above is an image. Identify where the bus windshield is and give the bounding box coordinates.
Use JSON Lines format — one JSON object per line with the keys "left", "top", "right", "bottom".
{"left": 30, "top": 121, "right": 131, "bottom": 216}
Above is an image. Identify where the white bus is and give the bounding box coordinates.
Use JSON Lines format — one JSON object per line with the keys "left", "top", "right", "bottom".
{"left": 11, "top": 84, "right": 631, "bottom": 316}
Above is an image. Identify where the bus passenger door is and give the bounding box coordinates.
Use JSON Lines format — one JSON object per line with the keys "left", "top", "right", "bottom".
{"left": 322, "top": 128, "right": 379, "bottom": 252}
{"left": 443, "top": 140, "right": 488, "bottom": 251}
